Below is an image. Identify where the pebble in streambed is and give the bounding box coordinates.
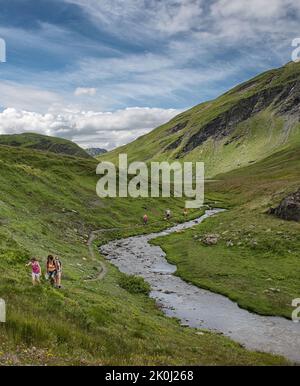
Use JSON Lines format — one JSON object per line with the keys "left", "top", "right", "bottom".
{"left": 100, "top": 209, "right": 300, "bottom": 363}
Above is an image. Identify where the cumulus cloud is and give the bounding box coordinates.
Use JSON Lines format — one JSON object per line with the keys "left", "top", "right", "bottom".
{"left": 211, "top": 0, "right": 288, "bottom": 19}
{"left": 0, "top": 81, "right": 64, "bottom": 112}
{"left": 0, "top": 107, "right": 180, "bottom": 149}
{"left": 156, "top": 0, "right": 204, "bottom": 35}
{"left": 209, "top": 0, "right": 300, "bottom": 43}
{"left": 74, "top": 87, "right": 97, "bottom": 96}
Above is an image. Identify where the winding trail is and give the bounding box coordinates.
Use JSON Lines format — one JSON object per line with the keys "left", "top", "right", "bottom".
{"left": 100, "top": 209, "right": 300, "bottom": 363}
{"left": 86, "top": 230, "right": 108, "bottom": 281}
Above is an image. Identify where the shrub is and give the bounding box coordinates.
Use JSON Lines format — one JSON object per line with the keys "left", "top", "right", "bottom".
{"left": 118, "top": 275, "right": 150, "bottom": 295}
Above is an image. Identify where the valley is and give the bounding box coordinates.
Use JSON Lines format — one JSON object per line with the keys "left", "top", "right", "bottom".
{"left": 101, "top": 209, "right": 300, "bottom": 362}
{"left": 1, "top": 62, "right": 300, "bottom": 365}
{"left": 0, "top": 143, "right": 285, "bottom": 365}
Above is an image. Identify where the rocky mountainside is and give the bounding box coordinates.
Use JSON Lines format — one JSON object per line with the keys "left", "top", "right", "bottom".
{"left": 101, "top": 62, "right": 300, "bottom": 177}
{"left": 85, "top": 147, "right": 107, "bottom": 157}
{"left": 0, "top": 133, "right": 91, "bottom": 159}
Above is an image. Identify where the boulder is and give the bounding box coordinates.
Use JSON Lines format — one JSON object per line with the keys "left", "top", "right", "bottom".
{"left": 269, "top": 189, "right": 300, "bottom": 222}
{"left": 202, "top": 234, "right": 219, "bottom": 246}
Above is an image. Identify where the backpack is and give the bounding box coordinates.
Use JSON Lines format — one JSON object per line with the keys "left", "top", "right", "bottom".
{"left": 55, "top": 258, "right": 62, "bottom": 271}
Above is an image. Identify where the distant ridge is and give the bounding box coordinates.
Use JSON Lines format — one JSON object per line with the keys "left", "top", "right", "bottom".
{"left": 85, "top": 148, "right": 107, "bottom": 157}
{"left": 0, "top": 133, "right": 91, "bottom": 159}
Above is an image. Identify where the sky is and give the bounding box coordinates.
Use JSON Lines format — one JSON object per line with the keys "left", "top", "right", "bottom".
{"left": 0, "top": 0, "right": 299, "bottom": 149}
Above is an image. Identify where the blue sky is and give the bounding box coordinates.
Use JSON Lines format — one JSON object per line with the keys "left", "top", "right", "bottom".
{"left": 0, "top": 0, "right": 299, "bottom": 149}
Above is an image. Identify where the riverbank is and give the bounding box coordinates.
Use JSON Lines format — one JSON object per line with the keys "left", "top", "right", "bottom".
{"left": 101, "top": 210, "right": 300, "bottom": 363}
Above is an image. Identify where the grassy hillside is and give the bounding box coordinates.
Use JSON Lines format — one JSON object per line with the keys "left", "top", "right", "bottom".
{"left": 2, "top": 61, "right": 299, "bottom": 365}
{"left": 152, "top": 143, "right": 300, "bottom": 319}
{"left": 0, "top": 144, "right": 285, "bottom": 365}
{"left": 0, "top": 133, "right": 90, "bottom": 159}
{"left": 101, "top": 62, "right": 300, "bottom": 177}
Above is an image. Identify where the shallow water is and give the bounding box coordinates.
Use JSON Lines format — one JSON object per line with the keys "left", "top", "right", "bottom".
{"left": 100, "top": 209, "right": 300, "bottom": 362}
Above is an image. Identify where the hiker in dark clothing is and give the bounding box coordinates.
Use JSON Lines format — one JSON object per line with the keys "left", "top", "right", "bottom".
{"left": 46, "top": 255, "right": 57, "bottom": 286}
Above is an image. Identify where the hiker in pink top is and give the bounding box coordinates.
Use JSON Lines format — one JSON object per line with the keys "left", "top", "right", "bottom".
{"left": 143, "top": 214, "right": 148, "bottom": 225}
{"left": 26, "top": 257, "right": 42, "bottom": 285}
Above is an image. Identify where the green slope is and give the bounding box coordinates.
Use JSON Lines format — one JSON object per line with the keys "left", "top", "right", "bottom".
{"left": 0, "top": 144, "right": 285, "bottom": 365}
{"left": 0, "top": 133, "right": 90, "bottom": 159}
{"left": 101, "top": 62, "right": 300, "bottom": 177}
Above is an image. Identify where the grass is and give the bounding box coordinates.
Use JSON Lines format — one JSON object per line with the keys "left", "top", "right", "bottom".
{"left": 0, "top": 144, "right": 286, "bottom": 365}
{"left": 152, "top": 144, "right": 300, "bottom": 319}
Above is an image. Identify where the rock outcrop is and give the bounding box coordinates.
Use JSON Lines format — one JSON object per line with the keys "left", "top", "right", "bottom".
{"left": 85, "top": 148, "right": 107, "bottom": 157}
{"left": 202, "top": 234, "right": 220, "bottom": 246}
{"left": 269, "top": 189, "right": 300, "bottom": 221}
{"left": 181, "top": 82, "right": 300, "bottom": 156}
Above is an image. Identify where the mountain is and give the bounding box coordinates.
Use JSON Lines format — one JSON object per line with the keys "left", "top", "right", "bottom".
{"left": 1, "top": 64, "right": 299, "bottom": 365}
{"left": 0, "top": 133, "right": 91, "bottom": 159}
{"left": 85, "top": 147, "right": 107, "bottom": 157}
{"left": 101, "top": 62, "right": 300, "bottom": 177}
{"left": 96, "top": 61, "right": 300, "bottom": 324}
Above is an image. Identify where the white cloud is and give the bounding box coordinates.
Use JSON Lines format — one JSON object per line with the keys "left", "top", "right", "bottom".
{"left": 65, "top": 0, "right": 300, "bottom": 46}
{"left": 59, "top": 50, "right": 243, "bottom": 110}
{"left": 0, "top": 81, "right": 64, "bottom": 111}
{"left": 74, "top": 87, "right": 97, "bottom": 96}
{"left": 211, "top": 0, "right": 288, "bottom": 19}
{"left": 209, "top": 0, "right": 300, "bottom": 43}
{"left": 0, "top": 107, "right": 180, "bottom": 149}
{"left": 66, "top": 0, "right": 206, "bottom": 37}
{"left": 156, "top": 0, "right": 204, "bottom": 35}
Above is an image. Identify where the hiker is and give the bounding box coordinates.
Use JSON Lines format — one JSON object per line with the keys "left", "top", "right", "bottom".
{"left": 46, "top": 255, "right": 57, "bottom": 286}
{"left": 165, "top": 209, "right": 171, "bottom": 220}
{"left": 143, "top": 214, "right": 148, "bottom": 225}
{"left": 184, "top": 208, "right": 188, "bottom": 218}
{"left": 26, "top": 257, "right": 42, "bottom": 285}
{"left": 54, "top": 256, "right": 62, "bottom": 289}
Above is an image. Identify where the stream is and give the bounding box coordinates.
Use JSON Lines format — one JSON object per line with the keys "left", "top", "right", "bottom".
{"left": 100, "top": 209, "right": 300, "bottom": 363}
